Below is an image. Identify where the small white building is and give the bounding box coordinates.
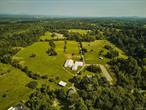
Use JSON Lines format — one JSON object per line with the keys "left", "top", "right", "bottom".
{"left": 75, "top": 61, "right": 84, "bottom": 66}
{"left": 64, "top": 59, "right": 74, "bottom": 68}
{"left": 8, "top": 107, "right": 16, "bottom": 110}
{"left": 59, "top": 81, "right": 67, "bottom": 87}
{"left": 99, "top": 57, "right": 103, "bottom": 60}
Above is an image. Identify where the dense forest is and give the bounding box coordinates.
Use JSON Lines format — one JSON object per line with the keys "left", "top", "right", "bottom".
{"left": 0, "top": 17, "right": 146, "bottom": 110}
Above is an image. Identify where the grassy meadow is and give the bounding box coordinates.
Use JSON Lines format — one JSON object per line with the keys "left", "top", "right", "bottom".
{"left": 13, "top": 40, "right": 81, "bottom": 83}
{"left": 39, "top": 32, "right": 65, "bottom": 41}
{"left": 82, "top": 40, "right": 128, "bottom": 64}
{"left": 0, "top": 63, "right": 32, "bottom": 110}
{"left": 68, "top": 29, "right": 90, "bottom": 35}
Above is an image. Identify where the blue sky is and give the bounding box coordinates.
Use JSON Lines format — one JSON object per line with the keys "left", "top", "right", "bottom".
{"left": 0, "top": 0, "right": 146, "bottom": 17}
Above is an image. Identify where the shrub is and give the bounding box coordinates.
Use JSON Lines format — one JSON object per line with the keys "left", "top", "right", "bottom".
{"left": 105, "top": 50, "right": 119, "bottom": 58}
{"left": 26, "top": 81, "right": 38, "bottom": 89}
{"left": 41, "top": 74, "right": 48, "bottom": 79}
{"left": 30, "top": 53, "right": 36, "bottom": 58}
{"left": 47, "top": 48, "right": 57, "bottom": 56}
{"left": 49, "top": 78, "right": 55, "bottom": 82}
{"left": 86, "top": 65, "right": 101, "bottom": 73}
{"left": 82, "top": 48, "right": 88, "bottom": 53}
{"left": 104, "top": 45, "right": 112, "bottom": 50}
{"left": 2, "top": 94, "right": 7, "bottom": 98}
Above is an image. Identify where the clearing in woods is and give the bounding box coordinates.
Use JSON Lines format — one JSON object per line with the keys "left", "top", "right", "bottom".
{"left": 82, "top": 40, "right": 128, "bottom": 64}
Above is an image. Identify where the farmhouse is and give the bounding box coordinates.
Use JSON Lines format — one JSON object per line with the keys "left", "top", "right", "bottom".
{"left": 64, "top": 59, "right": 84, "bottom": 71}
{"left": 64, "top": 59, "right": 74, "bottom": 68}
{"left": 59, "top": 81, "right": 67, "bottom": 87}
{"left": 72, "top": 61, "right": 84, "bottom": 71}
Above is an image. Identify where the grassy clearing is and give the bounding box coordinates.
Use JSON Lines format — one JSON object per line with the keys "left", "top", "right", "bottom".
{"left": 39, "top": 32, "right": 65, "bottom": 41}
{"left": 0, "top": 63, "right": 32, "bottom": 110}
{"left": 13, "top": 41, "right": 81, "bottom": 86}
{"left": 82, "top": 40, "right": 128, "bottom": 64}
{"left": 64, "top": 41, "right": 81, "bottom": 60}
{"left": 68, "top": 29, "right": 90, "bottom": 35}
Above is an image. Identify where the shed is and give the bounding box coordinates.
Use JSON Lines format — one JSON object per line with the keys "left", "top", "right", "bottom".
{"left": 59, "top": 81, "right": 67, "bottom": 87}
{"left": 99, "top": 57, "right": 103, "bottom": 60}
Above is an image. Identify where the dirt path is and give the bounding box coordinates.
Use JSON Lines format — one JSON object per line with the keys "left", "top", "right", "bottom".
{"left": 62, "top": 67, "right": 74, "bottom": 76}
{"left": 99, "top": 64, "right": 113, "bottom": 85}
{"left": 77, "top": 42, "right": 85, "bottom": 73}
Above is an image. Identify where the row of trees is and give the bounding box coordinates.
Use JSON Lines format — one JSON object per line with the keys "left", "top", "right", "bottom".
{"left": 46, "top": 40, "right": 57, "bottom": 56}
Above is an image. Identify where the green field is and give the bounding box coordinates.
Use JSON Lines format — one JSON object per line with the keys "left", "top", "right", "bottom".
{"left": 1, "top": 39, "right": 128, "bottom": 110}
{"left": 82, "top": 40, "right": 128, "bottom": 64}
{"left": 68, "top": 29, "right": 90, "bottom": 35}
{"left": 0, "top": 63, "right": 32, "bottom": 110}
{"left": 39, "top": 32, "right": 65, "bottom": 41}
{"left": 13, "top": 40, "right": 81, "bottom": 82}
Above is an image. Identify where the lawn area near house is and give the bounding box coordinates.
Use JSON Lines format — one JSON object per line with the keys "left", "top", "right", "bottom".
{"left": 82, "top": 40, "right": 128, "bottom": 64}
{"left": 64, "top": 41, "right": 81, "bottom": 60}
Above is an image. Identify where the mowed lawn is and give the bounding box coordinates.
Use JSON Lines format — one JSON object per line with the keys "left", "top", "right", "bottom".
{"left": 0, "top": 63, "right": 32, "bottom": 110}
{"left": 68, "top": 29, "right": 90, "bottom": 35}
{"left": 82, "top": 40, "right": 128, "bottom": 64}
{"left": 13, "top": 41, "right": 80, "bottom": 82}
{"left": 64, "top": 41, "right": 81, "bottom": 60}
{"left": 39, "top": 32, "right": 65, "bottom": 41}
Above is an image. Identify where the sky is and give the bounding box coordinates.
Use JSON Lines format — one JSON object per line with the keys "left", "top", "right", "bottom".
{"left": 0, "top": 0, "right": 146, "bottom": 17}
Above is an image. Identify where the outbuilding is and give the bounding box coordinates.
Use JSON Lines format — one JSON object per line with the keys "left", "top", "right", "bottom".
{"left": 59, "top": 81, "right": 67, "bottom": 87}
{"left": 72, "top": 61, "right": 84, "bottom": 71}
{"left": 99, "top": 57, "right": 103, "bottom": 60}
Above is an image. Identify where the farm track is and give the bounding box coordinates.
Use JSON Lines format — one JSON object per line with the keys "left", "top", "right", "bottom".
{"left": 99, "top": 64, "right": 113, "bottom": 85}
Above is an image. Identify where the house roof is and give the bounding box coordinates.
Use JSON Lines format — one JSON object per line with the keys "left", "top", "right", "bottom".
{"left": 64, "top": 59, "right": 84, "bottom": 71}
{"left": 59, "top": 81, "right": 67, "bottom": 87}
{"left": 64, "top": 59, "right": 74, "bottom": 67}
{"left": 99, "top": 57, "right": 103, "bottom": 59}
{"left": 75, "top": 61, "right": 83, "bottom": 66}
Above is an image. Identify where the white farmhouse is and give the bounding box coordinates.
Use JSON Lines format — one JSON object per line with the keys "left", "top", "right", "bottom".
{"left": 59, "top": 81, "right": 67, "bottom": 87}
{"left": 72, "top": 61, "right": 84, "bottom": 71}
{"left": 64, "top": 59, "right": 74, "bottom": 68}
{"left": 75, "top": 61, "right": 84, "bottom": 66}
{"left": 64, "top": 59, "right": 84, "bottom": 71}
{"left": 72, "top": 65, "right": 78, "bottom": 71}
